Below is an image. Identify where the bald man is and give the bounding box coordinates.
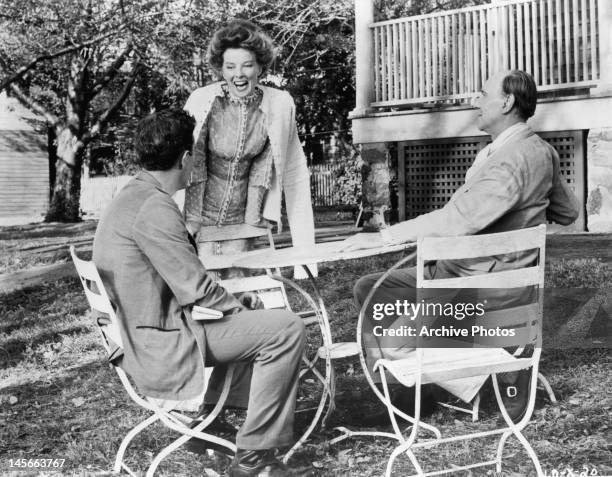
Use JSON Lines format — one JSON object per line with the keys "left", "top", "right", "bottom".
{"left": 342, "top": 70, "right": 580, "bottom": 424}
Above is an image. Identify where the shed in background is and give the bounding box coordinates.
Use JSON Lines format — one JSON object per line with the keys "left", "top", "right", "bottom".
{"left": 0, "top": 92, "right": 48, "bottom": 225}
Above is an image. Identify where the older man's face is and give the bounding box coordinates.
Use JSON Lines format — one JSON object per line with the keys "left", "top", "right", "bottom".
{"left": 473, "top": 73, "right": 507, "bottom": 133}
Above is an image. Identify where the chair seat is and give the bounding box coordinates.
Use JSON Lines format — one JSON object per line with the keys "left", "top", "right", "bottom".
{"left": 317, "top": 342, "right": 361, "bottom": 360}
{"left": 374, "top": 348, "right": 534, "bottom": 387}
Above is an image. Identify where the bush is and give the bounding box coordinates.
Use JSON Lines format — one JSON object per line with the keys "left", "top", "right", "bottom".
{"left": 331, "top": 150, "right": 363, "bottom": 207}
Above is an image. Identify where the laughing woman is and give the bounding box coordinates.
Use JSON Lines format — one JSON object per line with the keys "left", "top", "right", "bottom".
{"left": 184, "top": 19, "right": 315, "bottom": 278}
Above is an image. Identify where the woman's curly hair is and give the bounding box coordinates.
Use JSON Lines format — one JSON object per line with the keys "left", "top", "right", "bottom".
{"left": 207, "top": 19, "right": 275, "bottom": 77}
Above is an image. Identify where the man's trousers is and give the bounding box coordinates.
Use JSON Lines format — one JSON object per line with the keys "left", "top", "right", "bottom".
{"left": 203, "top": 309, "right": 305, "bottom": 450}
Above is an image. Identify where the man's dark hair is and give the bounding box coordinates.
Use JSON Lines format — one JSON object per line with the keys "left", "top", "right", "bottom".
{"left": 502, "top": 70, "right": 537, "bottom": 120}
{"left": 134, "top": 110, "right": 195, "bottom": 171}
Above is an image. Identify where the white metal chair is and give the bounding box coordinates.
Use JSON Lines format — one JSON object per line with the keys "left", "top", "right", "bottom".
{"left": 70, "top": 246, "right": 235, "bottom": 477}
{"left": 370, "top": 225, "right": 547, "bottom": 476}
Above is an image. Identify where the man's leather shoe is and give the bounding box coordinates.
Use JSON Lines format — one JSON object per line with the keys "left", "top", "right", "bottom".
{"left": 498, "top": 369, "right": 531, "bottom": 424}
{"left": 184, "top": 417, "right": 237, "bottom": 456}
{"left": 360, "top": 386, "right": 437, "bottom": 427}
{"left": 225, "top": 449, "right": 289, "bottom": 477}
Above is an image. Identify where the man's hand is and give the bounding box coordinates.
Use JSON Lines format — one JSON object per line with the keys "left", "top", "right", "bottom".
{"left": 238, "top": 292, "right": 264, "bottom": 310}
{"left": 338, "top": 232, "right": 384, "bottom": 252}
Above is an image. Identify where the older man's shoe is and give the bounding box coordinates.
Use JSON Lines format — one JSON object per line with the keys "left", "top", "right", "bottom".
{"left": 225, "top": 449, "right": 289, "bottom": 477}
{"left": 498, "top": 369, "right": 532, "bottom": 424}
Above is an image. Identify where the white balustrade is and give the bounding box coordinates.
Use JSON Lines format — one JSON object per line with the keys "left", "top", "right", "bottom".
{"left": 370, "top": 0, "right": 601, "bottom": 107}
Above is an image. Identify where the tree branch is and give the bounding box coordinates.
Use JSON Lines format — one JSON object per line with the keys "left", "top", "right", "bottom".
{"left": 88, "top": 42, "right": 134, "bottom": 101}
{"left": 0, "top": 3, "right": 171, "bottom": 93}
{"left": 0, "top": 29, "right": 118, "bottom": 92}
{"left": 83, "top": 63, "right": 140, "bottom": 144}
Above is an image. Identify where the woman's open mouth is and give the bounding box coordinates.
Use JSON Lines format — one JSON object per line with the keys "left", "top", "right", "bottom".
{"left": 233, "top": 80, "right": 249, "bottom": 92}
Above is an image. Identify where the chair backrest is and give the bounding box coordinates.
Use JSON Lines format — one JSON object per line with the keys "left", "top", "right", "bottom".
{"left": 415, "top": 224, "right": 546, "bottom": 348}
{"left": 70, "top": 246, "right": 124, "bottom": 353}
{"left": 196, "top": 227, "right": 291, "bottom": 311}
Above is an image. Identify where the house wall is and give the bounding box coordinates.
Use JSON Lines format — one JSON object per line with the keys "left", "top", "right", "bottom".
{"left": 0, "top": 130, "right": 48, "bottom": 221}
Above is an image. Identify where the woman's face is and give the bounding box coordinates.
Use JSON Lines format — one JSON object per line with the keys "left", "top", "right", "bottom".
{"left": 221, "top": 48, "right": 262, "bottom": 99}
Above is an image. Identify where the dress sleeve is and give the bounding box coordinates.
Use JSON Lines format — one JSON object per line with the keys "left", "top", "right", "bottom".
{"left": 133, "top": 194, "right": 243, "bottom": 313}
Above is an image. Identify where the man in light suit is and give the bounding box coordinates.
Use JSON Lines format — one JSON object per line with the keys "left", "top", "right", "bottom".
{"left": 342, "top": 70, "right": 580, "bottom": 423}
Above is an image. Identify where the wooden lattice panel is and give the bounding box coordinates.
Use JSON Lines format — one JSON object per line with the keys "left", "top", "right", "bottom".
{"left": 398, "top": 131, "right": 585, "bottom": 230}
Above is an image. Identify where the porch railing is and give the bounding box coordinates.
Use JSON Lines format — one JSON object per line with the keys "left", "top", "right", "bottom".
{"left": 371, "top": 0, "right": 600, "bottom": 107}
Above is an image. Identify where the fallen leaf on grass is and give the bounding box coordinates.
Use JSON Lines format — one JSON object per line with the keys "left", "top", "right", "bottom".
{"left": 9, "top": 396, "right": 18, "bottom": 405}
{"left": 312, "top": 461, "right": 324, "bottom": 468}
{"left": 72, "top": 397, "right": 85, "bottom": 407}
{"left": 204, "top": 469, "right": 221, "bottom": 477}
{"left": 337, "top": 448, "right": 351, "bottom": 465}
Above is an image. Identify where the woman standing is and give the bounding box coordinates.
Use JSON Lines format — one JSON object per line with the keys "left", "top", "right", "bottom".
{"left": 184, "top": 19, "right": 315, "bottom": 277}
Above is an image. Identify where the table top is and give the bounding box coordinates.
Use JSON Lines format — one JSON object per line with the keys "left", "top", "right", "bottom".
{"left": 232, "top": 240, "right": 414, "bottom": 269}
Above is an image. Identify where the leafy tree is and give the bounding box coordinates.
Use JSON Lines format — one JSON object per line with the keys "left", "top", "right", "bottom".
{"left": 0, "top": 0, "right": 183, "bottom": 221}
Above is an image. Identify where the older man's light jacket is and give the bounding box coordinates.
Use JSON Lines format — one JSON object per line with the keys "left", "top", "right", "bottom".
{"left": 388, "top": 124, "right": 580, "bottom": 276}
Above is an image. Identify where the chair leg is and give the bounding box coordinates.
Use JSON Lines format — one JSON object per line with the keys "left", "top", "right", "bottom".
{"left": 495, "top": 430, "right": 512, "bottom": 473}
{"left": 145, "top": 435, "right": 189, "bottom": 477}
{"left": 492, "top": 370, "right": 544, "bottom": 476}
{"left": 471, "top": 393, "right": 480, "bottom": 422}
{"left": 114, "top": 414, "right": 159, "bottom": 473}
{"left": 537, "top": 373, "right": 557, "bottom": 403}
{"left": 385, "top": 441, "right": 425, "bottom": 477}
{"left": 321, "top": 365, "right": 336, "bottom": 428}
{"left": 283, "top": 353, "right": 333, "bottom": 463}
{"left": 379, "top": 368, "right": 427, "bottom": 477}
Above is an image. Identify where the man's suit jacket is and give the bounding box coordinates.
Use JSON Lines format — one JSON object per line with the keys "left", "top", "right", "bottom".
{"left": 388, "top": 124, "right": 580, "bottom": 278}
{"left": 93, "top": 171, "right": 243, "bottom": 400}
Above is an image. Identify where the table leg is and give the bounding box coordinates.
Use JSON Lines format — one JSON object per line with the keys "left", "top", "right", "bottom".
{"left": 266, "top": 267, "right": 334, "bottom": 463}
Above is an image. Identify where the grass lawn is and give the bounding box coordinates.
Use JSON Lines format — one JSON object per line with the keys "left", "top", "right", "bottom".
{"left": 1, "top": 226, "right": 611, "bottom": 477}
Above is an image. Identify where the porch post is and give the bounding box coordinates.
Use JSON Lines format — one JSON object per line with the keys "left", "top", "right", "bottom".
{"left": 352, "top": 0, "right": 375, "bottom": 117}
{"left": 596, "top": 0, "right": 612, "bottom": 93}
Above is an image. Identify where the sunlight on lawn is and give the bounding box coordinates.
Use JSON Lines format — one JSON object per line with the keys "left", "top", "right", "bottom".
{"left": 1, "top": 252, "right": 611, "bottom": 476}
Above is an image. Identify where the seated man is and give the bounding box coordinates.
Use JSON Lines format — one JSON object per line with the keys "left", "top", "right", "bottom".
{"left": 342, "top": 70, "right": 580, "bottom": 423}
{"left": 93, "top": 110, "right": 305, "bottom": 477}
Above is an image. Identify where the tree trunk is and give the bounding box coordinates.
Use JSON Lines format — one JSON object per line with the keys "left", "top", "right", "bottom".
{"left": 45, "top": 128, "right": 85, "bottom": 222}
{"left": 46, "top": 127, "right": 57, "bottom": 202}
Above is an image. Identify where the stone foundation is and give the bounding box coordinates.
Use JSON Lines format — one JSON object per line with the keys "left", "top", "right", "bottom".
{"left": 587, "top": 128, "right": 612, "bottom": 232}
{"left": 358, "top": 129, "right": 612, "bottom": 233}
{"left": 358, "top": 142, "right": 391, "bottom": 231}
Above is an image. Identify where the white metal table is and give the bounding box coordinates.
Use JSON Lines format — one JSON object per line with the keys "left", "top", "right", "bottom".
{"left": 232, "top": 240, "right": 414, "bottom": 461}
